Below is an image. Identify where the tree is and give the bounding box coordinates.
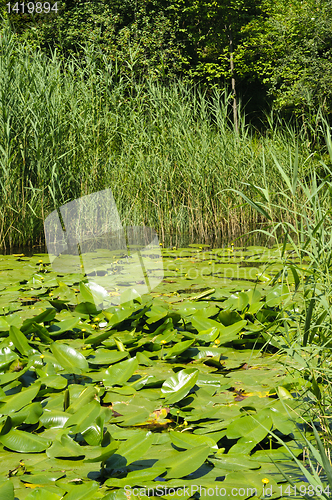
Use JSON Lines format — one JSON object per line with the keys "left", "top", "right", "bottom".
{"left": 237, "top": 0, "right": 332, "bottom": 120}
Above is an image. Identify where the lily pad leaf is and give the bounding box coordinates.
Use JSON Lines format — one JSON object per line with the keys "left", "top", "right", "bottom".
{"left": 80, "top": 281, "right": 109, "bottom": 306}
{"left": 9, "top": 325, "right": 32, "bottom": 356}
{"left": 61, "top": 482, "right": 99, "bottom": 500}
{"left": 88, "top": 349, "right": 128, "bottom": 365}
{"left": 0, "top": 383, "right": 40, "bottom": 415}
{"left": 164, "top": 340, "right": 194, "bottom": 359}
{"left": 51, "top": 342, "right": 88, "bottom": 372}
{"left": 196, "top": 327, "right": 219, "bottom": 343}
{"left": 103, "top": 356, "right": 138, "bottom": 387}
{"left": 146, "top": 305, "right": 168, "bottom": 324}
{"left": 39, "top": 374, "right": 68, "bottom": 390}
{"left": 20, "top": 472, "right": 65, "bottom": 484}
{"left": 105, "top": 467, "right": 166, "bottom": 487}
{"left": 46, "top": 433, "right": 85, "bottom": 458}
{"left": 48, "top": 317, "right": 80, "bottom": 336}
{"left": 161, "top": 368, "right": 198, "bottom": 404}
{"left": 158, "top": 445, "right": 211, "bottom": 478}
{"left": 64, "top": 400, "right": 101, "bottom": 433}
{"left": 83, "top": 440, "right": 119, "bottom": 463}
{"left": 219, "top": 320, "right": 247, "bottom": 343}
{"left": 170, "top": 431, "right": 218, "bottom": 450}
{"left": 81, "top": 415, "right": 104, "bottom": 446}
{"left": 226, "top": 411, "right": 272, "bottom": 449}
{"left": 0, "top": 347, "right": 18, "bottom": 370}
{"left": 24, "top": 490, "right": 61, "bottom": 500}
{"left": 0, "top": 480, "right": 14, "bottom": 500}
{"left": 10, "top": 402, "right": 43, "bottom": 426}
{"left": 0, "top": 429, "right": 51, "bottom": 452}
{"left": 106, "top": 431, "right": 154, "bottom": 468}
{"left": 21, "top": 308, "right": 56, "bottom": 330}
{"left": 191, "top": 314, "right": 221, "bottom": 333}
{"left": 266, "top": 284, "right": 289, "bottom": 307}
{"left": 222, "top": 293, "right": 249, "bottom": 312}
{"left": 39, "top": 410, "right": 70, "bottom": 429}
{"left": 66, "top": 386, "right": 97, "bottom": 414}
{"left": 218, "top": 310, "right": 243, "bottom": 326}
{"left": 209, "top": 453, "right": 261, "bottom": 471}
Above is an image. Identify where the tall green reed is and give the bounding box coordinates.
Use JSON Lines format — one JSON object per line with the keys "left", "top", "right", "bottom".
{"left": 234, "top": 112, "right": 332, "bottom": 489}
{"left": 0, "top": 22, "right": 325, "bottom": 249}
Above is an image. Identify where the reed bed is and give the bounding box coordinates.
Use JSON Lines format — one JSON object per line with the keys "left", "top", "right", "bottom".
{"left": 0, "top": 24, "right": 327, "bottom": 249}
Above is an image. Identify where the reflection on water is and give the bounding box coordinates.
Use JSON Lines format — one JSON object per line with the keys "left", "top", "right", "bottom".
{"left": 162, "top": 229, "right": 280, "bottom": 249}
{"left": 1, "top": 228, "right": 282, "bottom": 256}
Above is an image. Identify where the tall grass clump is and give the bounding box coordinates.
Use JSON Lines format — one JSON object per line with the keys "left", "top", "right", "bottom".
{"left": 235, "top": 118, "right": 332, "bottom": 491}
{"left": 0, "top": 22, "right": 326, "bottom": 249}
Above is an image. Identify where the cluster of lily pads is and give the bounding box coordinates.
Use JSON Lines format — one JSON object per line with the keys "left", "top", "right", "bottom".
{"left": 0, "top": 246, "right": 314, "bottom": 499}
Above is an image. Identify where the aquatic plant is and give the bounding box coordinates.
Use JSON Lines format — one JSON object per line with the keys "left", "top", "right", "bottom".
{"left": 0, "top": 24, "right": 326, "bottom": 249}
{"left": 0, "top": 246, "right": 312, "bottom": 499}
{"left": 233, "top": 121, "right": 332, "bottom": 495}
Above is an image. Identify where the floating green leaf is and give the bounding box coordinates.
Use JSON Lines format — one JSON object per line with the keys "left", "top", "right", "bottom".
{"left": 161, "top": 368, "right": 198, "bottom": 404}
{"left": 103, "top": 356, "right": 138, "bottom": 387}
{"left": 50, "top": 342, "right": 88, "bottom": 372}
{"left": 158, "top": 445, "right": 211, "bottom": 478}
{"left": 0, "top": 429, "right": 51, "bottom": 452}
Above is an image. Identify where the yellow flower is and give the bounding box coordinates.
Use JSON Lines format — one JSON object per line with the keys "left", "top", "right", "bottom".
{"left": 161, "top": 340, "right": 167, "bottom": 344}
{"left": 262, "top": 478, "right": 269, "bottom": 484}
{"left": 38, "top": 260, "right": 43, "bottom": 263}
{"left": 81, "top": 328, "right": 86, "bottom": 332}
{"left": 40, "top": 355, "right": 44, "bottom": 359}
{"left": 49, "top": 292, "right": 53, "bottom": 296}
{"left": 214, "top": 339, "right": 220, "bottom": 345}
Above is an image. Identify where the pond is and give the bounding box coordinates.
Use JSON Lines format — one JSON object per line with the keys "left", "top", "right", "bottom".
{"left": 0, "top": 245, "right": 317, "bottom": 500}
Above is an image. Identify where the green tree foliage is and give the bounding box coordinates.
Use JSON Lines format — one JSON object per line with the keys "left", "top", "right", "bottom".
{"left": 3, "top": 0, "right": 332, "bottom": 118}
{"left": 5, "top": 0, "right": 187, "bottom": 82}
{"left": 237, "top": 0, "right": 332, "bottom": 117}
{"left": 168, "top": 0, "right": 263, "bottom": 83}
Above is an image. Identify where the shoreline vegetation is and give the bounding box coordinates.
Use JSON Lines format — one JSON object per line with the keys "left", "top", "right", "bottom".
{"left": 1, "top": 13, "right": 332, "bottom": 498}
{"left": 0, "top": 25, "right": 331, "bottom": 250}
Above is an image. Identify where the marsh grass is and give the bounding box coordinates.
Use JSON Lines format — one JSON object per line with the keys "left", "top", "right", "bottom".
{"left": 234, "top": 113, "right": 332, "bottom": 492}
{"left": 0, "top": 23, "right": 327, "bottom": 249}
